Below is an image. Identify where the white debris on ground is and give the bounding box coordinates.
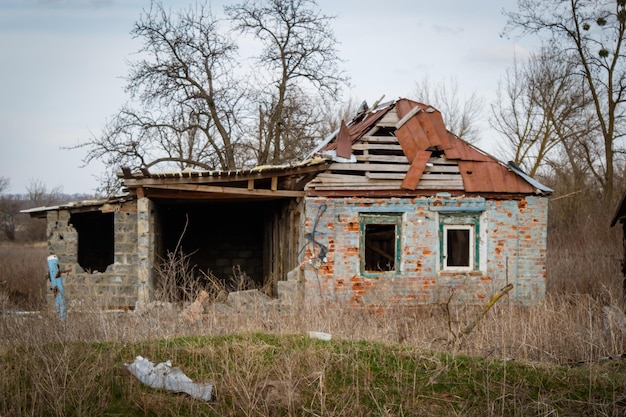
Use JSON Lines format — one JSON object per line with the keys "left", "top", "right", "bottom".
{"left": 308, "top": 331, "right": 331, "bottom": 341}
{"left": 125, "top": 355, "right": 213, "bottom": 401}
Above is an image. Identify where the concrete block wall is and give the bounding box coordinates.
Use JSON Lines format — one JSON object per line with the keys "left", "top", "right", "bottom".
{"left": 301, "top": 194, "right": 548, "bottom": 307}
{"left": 46, "top": 200, "right": 139, "bottom": 308}
{"left": 204, "top": 245, "right": 264, "bottom": 284}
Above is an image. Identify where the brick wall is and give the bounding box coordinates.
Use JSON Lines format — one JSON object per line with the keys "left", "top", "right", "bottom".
{"left": 46, "top": 200, "right": 138, "bottom": 308}
{"left": 301, "top": 194, "right": 548, "bottom": 307}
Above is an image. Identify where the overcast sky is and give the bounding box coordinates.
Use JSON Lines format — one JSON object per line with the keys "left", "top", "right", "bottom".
{"left": 0, "top": 0, "right": 534, "bottom": 195}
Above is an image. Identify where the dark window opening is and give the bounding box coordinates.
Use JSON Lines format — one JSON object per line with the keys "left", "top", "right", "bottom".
{"left": 70, "top": 211, "right": 114, "bottom": 273}
{"left": 360, "top": 213, "right": 402, "bottom": 275}
{"left": 364, "top": 223, "right": 396, "bottom": 271}
{"left": 446, "top": 228, "right": 470, "bottom": 267}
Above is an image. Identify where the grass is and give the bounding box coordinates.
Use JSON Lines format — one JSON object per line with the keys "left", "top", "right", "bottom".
{"left": 1, "top": 298, "right": 626, "bottom": 416}
{"left": 1, "top": 331, "right": 625, "bottom": 417}
{"left": 0, "top": 242, "right": 48, "bottom": 310}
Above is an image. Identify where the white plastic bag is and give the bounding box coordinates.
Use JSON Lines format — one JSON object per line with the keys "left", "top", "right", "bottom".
{"left": 125, "top": 356, "right": 213, "bottom": 401}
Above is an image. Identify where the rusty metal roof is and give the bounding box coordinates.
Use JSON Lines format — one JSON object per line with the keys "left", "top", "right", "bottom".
{"left": 396, "top": 99, "right": 550, "bottom": 194}
{"left": 316, "top": 98, "right": 552, "bottom": 195}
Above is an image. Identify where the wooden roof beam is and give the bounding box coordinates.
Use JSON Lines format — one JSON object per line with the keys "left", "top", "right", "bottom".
{"left": 145, "top": 183, "right": 304, "bottom": 197}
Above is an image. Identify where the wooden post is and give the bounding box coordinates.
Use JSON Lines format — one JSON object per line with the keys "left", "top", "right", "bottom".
{"left": 47, "top": 255, "right": 67, "bottom": 320}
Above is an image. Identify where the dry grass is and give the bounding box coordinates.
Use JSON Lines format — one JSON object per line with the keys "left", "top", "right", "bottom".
{"left": 1, "top": 303, "right": 625, "bottom": 416}
{"left": 0, "top": 242, "right": 48, "bottom": 310}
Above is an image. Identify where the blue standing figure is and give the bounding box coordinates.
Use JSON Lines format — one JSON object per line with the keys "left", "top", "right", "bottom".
{"left": 47, "top": 255, "right": 67, "bottom": 320}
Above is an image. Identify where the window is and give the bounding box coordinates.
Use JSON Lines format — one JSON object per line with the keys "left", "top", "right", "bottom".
{"left": 360, "top": 214, "right": 402, "bottom": 275}
{"left": 443, "top": 225, "right": 474, "bottom": 270}
{"left": 438, "top": 211, "right": 481, "bottom": 272}
{"left": 70, "top": 211, "right": 114, "bottom": 273}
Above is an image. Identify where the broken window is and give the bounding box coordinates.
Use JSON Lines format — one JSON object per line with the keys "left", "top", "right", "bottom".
{"left": 360, "top": 214, "right": 402, "bottom": 274}
{"left": 439, "top": 211, "right": 481, "bottom": 272}
{"left": 70, "top": 211, "right": 114, "bottom": 273}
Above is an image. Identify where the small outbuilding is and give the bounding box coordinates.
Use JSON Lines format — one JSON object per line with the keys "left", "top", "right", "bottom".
{"left": 26, "top": 99, "right": 552, "bottom": 309}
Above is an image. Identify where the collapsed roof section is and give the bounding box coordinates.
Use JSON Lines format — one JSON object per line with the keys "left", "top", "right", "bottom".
{"left": 306, "top": 98, "right": 553, "bottom": 197}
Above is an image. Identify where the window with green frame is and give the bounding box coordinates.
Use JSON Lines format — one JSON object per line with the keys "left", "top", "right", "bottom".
{"left": 360, "top": 213, "right": 402, "bottom": 275}
{"left": 439, "top": 211, "right": 481, "bottom": 272}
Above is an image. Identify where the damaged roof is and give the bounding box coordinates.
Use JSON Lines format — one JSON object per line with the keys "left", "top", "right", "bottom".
{"left": 120, "top": 157, "right": 331, "bottom": 200}
{"left": 307, "top": 98, "right": 553, "bottom": 196}
{"left": 22, "top": 195, "right": 135, "bottom": 218}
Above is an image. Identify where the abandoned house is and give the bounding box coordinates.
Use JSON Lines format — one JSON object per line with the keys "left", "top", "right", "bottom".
{"left": 25, "top": 98, "right": 553, "bottom": 309}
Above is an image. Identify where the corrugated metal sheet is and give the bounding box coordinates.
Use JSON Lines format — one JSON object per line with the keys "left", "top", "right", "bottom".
{"left": 394, "top": 99, "right": 539, "bottom": 194}
{"left": 395, "top": 99, "right": 452, "bottom": 151}
{"left": 323, "top": 105, "right": 392, "bottom": 151}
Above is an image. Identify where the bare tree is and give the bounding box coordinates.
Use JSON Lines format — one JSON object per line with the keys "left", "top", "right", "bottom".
{"left": 22, "top": 180, "right": 63, "bottom": 241}
{"left": 491, "top": 48, "right": 596, "bottom": 178}
{"left": 0, "top": 178, "right": 22, "bottom": 241}
{"left": 26, "top": 179, "right": 63, "bottom": 208}
{"left": 0, "top": 177, "right": 8, "bottom": 194}
{"left": 505, "top": 0, "right": 626, "bottom": 202}
{"left": 76, "top": 0, "right": 347, "bottom": 194}
{"left": 411, "top": 76, "right": 485, "bottom": 144}
{"left": 226, "top": 0, "right": 347, "bottom": 165}
{"left": 77, "top": 1, "right": 244, "bottom": 195}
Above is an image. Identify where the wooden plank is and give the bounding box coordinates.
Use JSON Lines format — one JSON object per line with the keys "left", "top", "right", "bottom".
{"left": 312, "top": 173, "right": 368, "bottom": 184}
{"left": 420, "top": 173, "right": 463, "bottom": 181}
{"left": 329, "top": 163, "right": 410, "bottom": 172}
{"left": 360, "top": 136, "right": 399, "bottom": 143}
{"left": 247, "top": 179, "right": 254, "bottom": 190}
{"left": 417, "top": 179, "right": 463, "bottom": 189}
{"left": 425, "top": 164, "right": 460, "bottom": 173}
{"left": 271, "top": 176, "right": 278, "bottom": 191}
{"left": 146, "top": 183, "right": 304, "bottom": 197}
{"left": 356, "top": 154, "right": 409, "bottom": 163}
{"left": 312, "top": 177, "right": 402, "bottom": 187}
{"left": 377, "top": 108, "right": 399, "bottom": 127}
{"left": 418, "top": 178, "right": 465, "bottom": 187}
{"left": 310, "top": 184, "right": 405, "bottom": 191}
{"left": 430, "top": 157, "right": 459, "bottom": 165}
{"left": 352, "top": 143, "right": 404, "bottom": 151}
{"left": 396, "top": 105, "right": 423, "bottom": 129}
{"left": 366, "top": 173, "right": 405, "bottom": 180}
{"left": 416, "top": 181, "right": 464, "bottom": 190}
{"left": 402, "top": 150, "right": 432, "bottom": 190}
